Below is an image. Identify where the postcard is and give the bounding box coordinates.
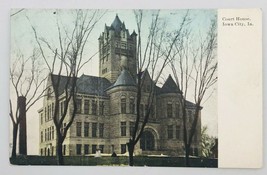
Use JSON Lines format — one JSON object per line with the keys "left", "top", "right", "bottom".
{"left": 9, "top": 8, "right": 262, "bottom": 168}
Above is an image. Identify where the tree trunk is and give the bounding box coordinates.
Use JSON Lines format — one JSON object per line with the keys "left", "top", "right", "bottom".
{"left": 56, "top": 135, "right": 64, "bottom": 165}
{"left": 11, "top": 123, "right": 18, "bottom": 158}
{"left": 127, "top": 139, "right": 134, "bottom": 166}
{"left": 185, "top": 144, "right": 190, "bottom": 167}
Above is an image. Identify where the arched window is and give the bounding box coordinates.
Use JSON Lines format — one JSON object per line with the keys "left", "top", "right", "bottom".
{"left": 121, "top": 96, "right": 126, "bottom": 114}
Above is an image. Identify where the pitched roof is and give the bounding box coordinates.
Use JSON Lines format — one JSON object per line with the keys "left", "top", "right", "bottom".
{"left": 51, "top": 74, "right": 111, "bottom": 97}
{"left": 76, "top": 74, "right": 112, "bottom": 96}
{"left": 160, "top": 75, "right": 181, "bottom": 94}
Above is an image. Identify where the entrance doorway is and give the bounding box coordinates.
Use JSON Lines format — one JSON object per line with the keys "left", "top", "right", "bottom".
{"left": 140, "top": 130, "right": 155, "bottom": 151}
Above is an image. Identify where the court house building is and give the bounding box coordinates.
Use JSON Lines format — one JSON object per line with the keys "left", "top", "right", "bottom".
{"left": 38, "top": 15, "right": 201, "bottom": 157}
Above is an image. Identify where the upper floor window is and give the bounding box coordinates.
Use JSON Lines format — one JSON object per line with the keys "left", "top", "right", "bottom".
{"left": 84, "top": 100, "right": 89, "bottom": 114}
{"left": 41, "top": 113, "right": 43, "bottom": 124}
{"left": 76, "top": 122, "right": 82, "bottom": 137}
{"left": 167, "top": 103, "right": 173, "bottom": 118}
{"left": 92, "top": 100, "right": 97, "bottom": 115}
{"left": 99, "top": 123, "right": 104, "bottom": 138}
{"left": 121, "top": 122, "right": 126, "bottom": 136}
{"left": 76, "top": 99, "right": 82, "bottom": 114}
{"left": 129, "top": 97, "right": 135, "bottom": 114}
{"left": 130, "top": 122, "right": 135, "bottom": 137}
{"left": 84, "top": 122, "right": 89, "bottom": 137}
{"left": 41, "top": 131, "right": 43, "bottom": 142}
{"left": 121, "top": 97, "right": 126, "bottom": 114}
{"left": 99, "top": 101, "right": 105, "bottom": 115}
{"left": 92, "top": 123, "right": 97, "bottom": 137}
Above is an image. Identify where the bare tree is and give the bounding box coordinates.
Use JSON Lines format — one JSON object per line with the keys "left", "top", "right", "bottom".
{"left": 10, "top": 49, "right": 47, "bottom": 158}
{"left": 30, "top": 10, "right": 105, "bottom": 165}
{"left": 170, "top": 16, "right": 217, "bottom": 166}
{"left": 127, "top": 10, "right": 190, "bottom": 166}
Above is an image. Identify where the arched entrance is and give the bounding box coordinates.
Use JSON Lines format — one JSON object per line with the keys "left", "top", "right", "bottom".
{"left": 140, "top": 130, "right": 155, "bottom": 151}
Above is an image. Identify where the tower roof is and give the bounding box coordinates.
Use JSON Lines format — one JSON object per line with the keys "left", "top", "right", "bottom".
{"left": 108, "top": 69, "right": 136, "bottom": 90}
{"left": 161, "top": 75, "right": 181, "bottom": 94}
{"left": 111, "top": 14, "right": 124, "bottom": 32}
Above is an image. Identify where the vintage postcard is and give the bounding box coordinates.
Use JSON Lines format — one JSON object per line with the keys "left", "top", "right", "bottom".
{"left": 9, "top": 9, "right": 262, "bottom": 168}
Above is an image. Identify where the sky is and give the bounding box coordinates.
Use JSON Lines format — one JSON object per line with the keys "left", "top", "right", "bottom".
{"left": 10, "top": 9, "right": 217, "bottom": 155}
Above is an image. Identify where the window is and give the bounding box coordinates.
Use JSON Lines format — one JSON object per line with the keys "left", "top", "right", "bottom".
{"left": 41, "top": 131, "right": 43, "bottom": 142}
{"left": 167, "top": 104, "right": 173, "bottom": 118}
{"left": 99, "top": 145, "right": 104, "bottom": 153}
{"left": 175, "top": 103, "right": 180, "bottom": 118}
{"left": 84, "top": 122, "right": 89, "bottom": 137}
{"left": 121, "top": 97, "right": 126, "bottom": 114}
{"left": 52, "top": 126, "right": 54, "bottom": 140}
{"left": 76, "top": 122, "right": 82, "bottom": 137}
{"left": 51, "top": 146, "right": 54, "bottom": 156}
{"left": 52, "top": 103, "right": 54, "bottom": 117}
{"left": 84, "top": 100, "right": 89, "bottom": 114}
{"left": 44, "top": 107, "right": 47, "bottom": 121}
{"left": 130, "top": 122, "right": 135, "bottom": 137}
{"left": 40, "top": 149, "right": 43, "bottom": 156}
{"left": 92, "top": 123, "right": 97, "bottom": 137}
{"left": 46, "top": 128, "right": 49, "bottom": 141}
{"left": 60, "top": 101, "right": 65, "bottom": 116}
{"left": 99, "top": 123, "right": 104, "bottom": 138}
{"left": 167, "top": 125, "right": 173, "bottom": 139}
{"left": 92, "top": 145, "right": 97, "bottom": 154}
{"left": 76, "top": 99, "right": 82, "bottom": 114}
{"left": 41, "top": 114, "right": 43, "bottom": 124}
{"left": 92, "top": 100, "right": 97, "bottom": 115}
{"left": 44, "top": 147, "right": 47, "bottom": 156}
{"left": 47, "top": 105, "right": 50, "bottom": 120}
{"left": 84, "top": 144, "right": 89, "bottom": 154}
{"left": 99, "top": 101, "right": 104, "bottom": 115}
{"left": 45, "top": 129, "right": 47, "bottom": 141}
{"left": 176, "top": 125, "right": 180, "bottom": 139}
{"left": 76, "top": 144, "right": 82, "bottom": 155}
{"left": 121, "top": 122, "right": 126, "bottom": 136}
{"left": 63, "top": 145, "right": 66, "bottom": 155}
{"left": 121, "top": 144, "right": 127, "bottom": 154}
{"left": 129, "top": 98, "right": 135, "bottom": 114}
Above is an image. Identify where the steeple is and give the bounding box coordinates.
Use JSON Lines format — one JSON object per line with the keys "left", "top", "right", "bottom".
{"left": 111, "top": 14, "right": 123, "bottom": 32}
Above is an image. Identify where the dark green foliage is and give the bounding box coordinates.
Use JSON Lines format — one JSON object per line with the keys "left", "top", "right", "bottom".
{"left": 10, "top": 155, "right": 217, "bottom": 167}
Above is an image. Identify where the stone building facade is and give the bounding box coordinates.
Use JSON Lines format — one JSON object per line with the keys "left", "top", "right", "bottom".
{"left": 38, "top": 15, "right": 201, "bottom": 157}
